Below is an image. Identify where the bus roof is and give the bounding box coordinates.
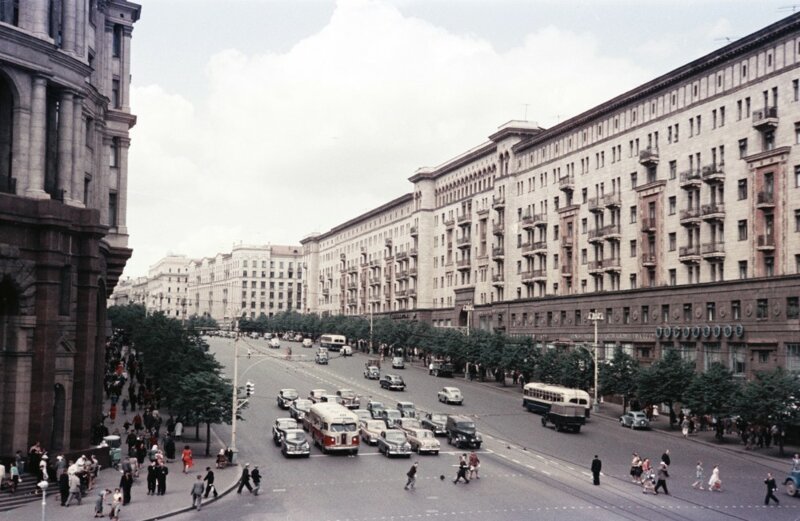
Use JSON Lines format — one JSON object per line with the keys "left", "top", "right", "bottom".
{"left": 523, "top": 382, "right": 590, "bottom": 396}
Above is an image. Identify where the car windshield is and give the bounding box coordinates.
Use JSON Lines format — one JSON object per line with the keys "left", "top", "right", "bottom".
{"left": 330, "top": 422, "right": 358, "bottom": 433}
{"left": 456, "top": 422, "right": 475, "bottom": 431}
{"left": 339, "top": 390, "right": 355, "bottom": 399}
{"left": 294, "top": 400, "right": 311, "bottom": 410}
{"left": 387, "top": 411, "right": 401, "bottom": 418}
{"left": 278, "top": 420, "right": 297, "bottom": 429}
{"left": 285, "top": 431, "right": 305, "bottom": 442}
{"left": 385, "top": 432, "right": 406, "bottom": 442}
{"left": 282, "top": 390, "right": 299, "bottom": 400}
{"left": 370, "top": 402, "right": 384, "bottom": 409}
{"left": 403, "top": 420, "right": 421, "bottom": 429}
{"left": 418, "top": 430, "right": 433, "bottom": 438}
{"left": 366, "top": 421, "right": 384, "bottom": 430}
{"left": 430, "top": 414, "right": 447, "bottom": 423}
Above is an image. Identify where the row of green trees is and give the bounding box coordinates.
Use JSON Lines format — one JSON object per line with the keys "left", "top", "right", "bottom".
{"left": 109, "top": 304, "right": 238, "bottom": 455}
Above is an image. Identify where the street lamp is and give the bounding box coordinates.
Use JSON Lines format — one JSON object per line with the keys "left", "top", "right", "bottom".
{"left": 587, "top": 311, "right": 604, "bottom": 414}
{"left": 37, "top": 480, "right": 48, "bottom": 521}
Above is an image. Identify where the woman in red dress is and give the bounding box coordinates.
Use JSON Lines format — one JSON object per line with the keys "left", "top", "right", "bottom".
{"left": 181, "top": 446, "right": 193, "bottom": 474}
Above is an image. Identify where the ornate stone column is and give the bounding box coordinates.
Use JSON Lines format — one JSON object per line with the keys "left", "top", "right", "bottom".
{"left": 70, "top": 95, "right": 84, "bottom": 206}
{"left": 11, "top": 106, "right": 30, "bottom": 195}
{"left": 19, "top": 0, "right": 49, "bottom": 39}
{"left": 26, "top": 76, "right": 48, "bottom": 199}
{"left": 57, "top": 91, "right": 74, "bottom": 203}
{"left": 61, "top": 0, "right": 77, "bottom": 53}
{"left": 121, "top": 26, "right": 133, "bottom": 110}
{"left": 115, "top": 139, "right": 130, "bottom": 234}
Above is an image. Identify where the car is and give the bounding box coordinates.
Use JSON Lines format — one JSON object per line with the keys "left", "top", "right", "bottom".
{"left": 289, "top": 399, "right": 312, "bottom": 422}
{"left": 336, "top": 389, "right": 361, "bottom": 409}
{"left": 280, "top": 429, "right": 311, "bottom": 457}
{"left": 445, "top": 415, "right": 482, "bottom": 449}
{"left": 785, "top": 469, "right": 800, "bottom": 496}
{"left": 619, "top": 411, "right": 650, "bottom": 430}
{"left": 272, "top": 418, "right": 299, "bottom": 446}
{"left": 353, "top": 409, "right": 372, "bottom": 423}
{"left": 341, "top": 345, "right": 353, "bottom": 356}
{"left": 376, "top": 429, "right": 412, "bottom": 457}
{"left": 380, "top": 374, "right": 406, "bottom": 391}
{"left": 429, "top": 359, "right": 454, "bottom": 377}
{"left": 315, "top": 350, "right": 329, "bottom": 364}
{"left": 359, "top": 419, "right": 386, "bottom": 445}
{"left": 380, "top": 409, "right": 403, "bottom": 429}
{"left": 302, "top": 338, "right": 313, "bottom": 348}
{"left": 438, "top": 386, "right": 463, "bottom": 405}
{"left": 396, "top": 401, "right": 417, "bottom": 418}
{"left": 320, "top": 394, "right": 344, "bottom": 406}
{"left": 294, "top": 334, "right": 303, "bottom": 342}
{"left": 397, "top": 417, "right": 422, "bottom": 434}
{"left": 264, "top": 333, "right": 273, "bottom": 339}
{"left": 406, "top": 428, "right": 440, "bottom": 455}
{"left": 392, "top": 356, "right": 405, "bottom": 369}
{"left": 269, "top": 338, "right": 281, "bottom": 348}
{"left": 421, "top": 412, "right": 448, "bottom": 436}
{"left": 364, "top": 365, "right": 380, "bottom": 379}
{"left": 276, "top": 388, "right": 299, "bottom": 409}
{"left": 367, "top": 400, "right": 386, "bottom": 419}
{"left": 308, "top": 389, "right": 329, "bottom": 403}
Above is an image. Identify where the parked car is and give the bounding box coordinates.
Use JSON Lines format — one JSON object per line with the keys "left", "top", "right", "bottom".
{"left": 438, "top": 386, "right": 463, "bottom": 405}
{"left": 341, "top": 345, "right": 353, "bottom": 356}
{"left": 289, "top": 399, "right": 313, "bottom": 422}
{"left": 380, "top": 374, "right": 406, "bottom": 391}
{"left": 272, "top": 418, "right": 299, "bottom": 446}
{"left": 429, "top": 359, "right": 454, "bottom": 377}
{"left": 397, "top": 418, "right": 422, "bottom": 434}
{"left": 377, "top": 429, "right": 412, "bottom": 457}
{"left": 396, "top": 401, "right": 417, "bottom": 418}
{"left": 270, "top": 338, "right": 281, "bottom": 348}
{"left": 380, "top": 409, "right": 403, "bottom": 429}
{"left": 276, "top": 388, "right": 299, "bottom": 410}
{"left": 421, "top": 412, "right": 448, "bottom": 436}
{"left": 302, "top": 338, "right": 313, "bottom": 348}
{"left": 364, "top": 363, "right": 380, "bottom": 379}
{"left": 360, "top": 419, "right": 387, "bottom": 445}
{"left": 308, "top": 389, "right": 329, "bottom": 403}
{"left": 619, "top": 411, "right": 650, "bottom": 430}
{"left": 294, "top": 334, "right": 304, "bottom": 342}
{"left": 392, "top": 356, "right": 405, "bottom": 369}
{"left": 367, "top": 400, "right": 386, "bottom": 419}
{"left": 336, "top": 389, "right": 361, "bottom": 409}
{"left": 406, "top": 428, "right": 440, "bottom": 455}
{"left": 445, "top": 415, "right": 482, "bottom": 449}
{"left": 280, "top": 429, "right": 311, "bottom": 457}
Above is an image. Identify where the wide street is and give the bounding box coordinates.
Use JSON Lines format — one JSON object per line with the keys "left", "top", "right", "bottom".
{"left": 172, "top": 336, "right": 800, "bottom": 521}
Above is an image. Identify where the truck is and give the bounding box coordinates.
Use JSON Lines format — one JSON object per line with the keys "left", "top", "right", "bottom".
{"left": 428, "top": 359, "right": 453, "bottom": 377}
{"left": 540, "top": 404, "right": 586, "bottom": 433}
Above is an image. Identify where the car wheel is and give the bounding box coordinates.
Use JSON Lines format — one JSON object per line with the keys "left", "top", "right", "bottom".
{"left": 787, "top": 480, "right": 798, "bottom": 497}
{"left": 541, "top": 417, "right": 547, "bottom": 427}
{"left": 619, "top": 419, "right": 625, "bottom": 427}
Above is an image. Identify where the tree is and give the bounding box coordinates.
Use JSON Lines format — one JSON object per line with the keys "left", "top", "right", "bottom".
{"left": 734, "top": 368, "right": 800, "bottom": 455}
{"left": 558, "top": 348, "right": 594, "bottom": 390}
{"left": 683, "top": 363, "right": 739, "bottom": 419}
{"left": 599, "top": 347, "right": 640, "bottom": 413}
{"left": 535, "top": 349, "right": 562, "bottom": 384}
{"left": 635, "top": 350, "right": 695, "bottom": 427}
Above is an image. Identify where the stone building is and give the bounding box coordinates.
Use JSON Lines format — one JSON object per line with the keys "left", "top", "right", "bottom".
{"left": 0, "top": 0, "right": 140, "bottom": 458}
{"left": 145, "top": 254, "right": 190, "bottom": 320}
{"left": 303, "top": 12, "right": 800, "bottom": 379}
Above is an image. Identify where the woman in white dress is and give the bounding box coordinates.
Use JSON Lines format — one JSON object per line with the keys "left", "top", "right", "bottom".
{"left": 708, "top": 465, "right": 722, "bottom": 491}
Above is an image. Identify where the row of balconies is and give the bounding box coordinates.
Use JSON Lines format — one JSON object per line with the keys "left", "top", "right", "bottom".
{"left": 588, "top": 193, "right": 621, "bottom": 213}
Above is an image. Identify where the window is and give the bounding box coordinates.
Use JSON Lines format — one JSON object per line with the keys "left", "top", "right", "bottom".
{"left": 581, "top": 249, "right": 587, "bottom": 264}
{"left": 631, "top": 172, "right": 637, "bottom": 188}
{"left": 788, "top": 297, "right": 799, "bottom": 319}
{"left": 108, "top": 192, "right": 118, "bottom": 227}
{"left": 738, "top": 220, "right": 748, "bottom": 240}
{"left": 669, "top": 160, "right": 677, "bottom": 180}
{"left": 630, "top": 274, "right": 637, "bottom": 289}
{"left": 720, "top": 106, "right": 725, "bottom": 126}
{"left": 756, "top": 298, "right": 768, "bottom": 320}
{"left": 669, "top": 269, "right": 676, "bottom": 286}
{"left": 661, "top": 304, "right": 670, "bottom": 322}
{"left": 630, "top": 206, "right": 637, "bottom": 224}
{"left": 795, "top": 79, "right": 800, "bottom": 102}
{"left": 581, "top": 218, "right": 587, "bottom": 234}
{"left": 112, "top": 79, "right": 120, "bottom": 109}
{"left": 683, "top": 303, "right": 692, "bottom": 321}
{"left": 738, "top": 179, "right": 747, "bottom": 200}
{"left": 738, "top": 138, "right": 747, "bottom": 158}
{"left": 668, "top": 196, "right": 676, "bottom": 215}
{"left": 109, "top": 138, "right": 119, "bottom": 168}
{"left": 730, "top": 300, "right": 741, "bottom": 320}
{"left": 668, "top": 233, "right": 676, "bottom": 251}
{"left": 642, "top": 305, "right": 649, "bottom": 324}
{"left": 112, "top": 24, "right": 122, "bottom": 57}
{"left": 788, "top": 344, "right": 800, "bottom": 373}
{"left": 575, "top": 310, "right": 581, "bottom": 325}
{"left": 738, "top": 260, "right": 747, "bottom": 279}
{"left": 623, "top": 307, "right": 630, "bottom": 324}
{"left": 796, "top": 210, "right": 800, "bottom": 232}
{"left": 706, "top": 302, "right": 715, "bottom": 321}
{"left": 630, "top": 240, "right": 637, "bottom": 257}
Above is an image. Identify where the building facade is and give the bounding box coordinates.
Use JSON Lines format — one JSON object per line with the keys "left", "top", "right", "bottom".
{"left": 145, "top": 254, "right": 190, "bottom": 320}
{"left": 303, "top": 13, "right": 800, "bottom": 379}
{"left": 0, "top": 0, "right": 141, "bottom": 458}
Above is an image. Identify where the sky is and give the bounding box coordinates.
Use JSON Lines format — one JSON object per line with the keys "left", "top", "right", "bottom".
{"left": 124, "top": 0, "right": 796, "bottom": 277}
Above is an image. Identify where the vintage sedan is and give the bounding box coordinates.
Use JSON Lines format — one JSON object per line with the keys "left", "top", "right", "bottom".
{"left": 280, "top": 429, "right": 311, "bottom": 458}
{"left": 396, "top": 401, "right": 417, "bottom": 418}
{"left": 367, "top": 400, "right": 386, "bottom": 419}
{"left": 421, "top": 412, "right": 448, "bottom": 436}
{"left": 406, "top": 428, "right": 440, "bottom": 455}
{"left": 377, "top": 429, "right": 412, "bottom": 457}
{"left": 380, "top": 409, "right": 403, "bottom": 429}
{"left": 308, "top": 389, "right": 329, "bottom": 403}
{"left": 353, "top": 409, "right": 372, "bottom": 423}
{"left": 336, "top": 389, "right": 361, "bottom": 409}
{"left": 272, "top": 418, "right": 299, "bottom": 446}
{"left": 619, "top": 411, "right": 650, "bottom": 430}
{"left": 397, "top": 418, "right": 422, "bottom": 434}
{"left": 359, "top": 419, "right": 387, "bottom": 445}
{"left": 437, "top": 386, "right": 463, "bottom": 405}
{"left": 380, "top": 374, "right": 406, "bottom": 391}
{"left": 302, "top": 338, "right": 313, "bottom": 348}
{"left": 289, "top": 399, "right": 312, "bottom": 422}
{"left": 276, "top": 388, "right": 299, "bottom": 409}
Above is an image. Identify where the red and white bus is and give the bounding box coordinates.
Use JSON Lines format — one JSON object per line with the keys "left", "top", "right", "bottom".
{"left": 306, "top": 403, "right": 360, "bottom": 455}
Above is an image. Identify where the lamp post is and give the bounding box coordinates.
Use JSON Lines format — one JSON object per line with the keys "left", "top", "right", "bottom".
{"left": 38, "top": 480, "right": 48, "bottom": 521}
{"left": 229, "top": 308, "right": 241, "bottom": 461}
{"left": 587, "top": 311, "right": 604, "bottom": 413}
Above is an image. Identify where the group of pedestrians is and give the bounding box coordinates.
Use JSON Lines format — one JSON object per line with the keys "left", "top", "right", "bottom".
{"left": 402, "top": 451, "right": 481, "bottom": 490}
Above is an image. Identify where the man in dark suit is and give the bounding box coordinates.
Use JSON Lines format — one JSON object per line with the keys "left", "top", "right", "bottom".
{"left": 591, "top": 455, "right": 602, "bottom": 485}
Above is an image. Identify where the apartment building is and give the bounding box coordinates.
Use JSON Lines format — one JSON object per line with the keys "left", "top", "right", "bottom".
{"left": 303, "top": 13, "right": 800, "bottom": 378}
{"left": 145, "top": 254, "right": 191, "bottom": 319}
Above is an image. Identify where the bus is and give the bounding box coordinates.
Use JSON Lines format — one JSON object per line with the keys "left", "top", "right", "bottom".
{"left": 319, "top": 334, "right": 346, "bottom": 352}
{"left": 522, "top": 382, "right": 592, "bottom": 418}
{"left": 306, "top": 403, "right": 360, "bottom": 455}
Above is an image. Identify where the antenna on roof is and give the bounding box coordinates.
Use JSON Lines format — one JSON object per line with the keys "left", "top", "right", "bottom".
{"left": 714, "top": 37, "right": 738, "bottom": 43}
{"left": 522, "top": 103, "right": 530, "bottom": 120}
{"left": 779, "top": 5, "right": 800, "bottom": 12}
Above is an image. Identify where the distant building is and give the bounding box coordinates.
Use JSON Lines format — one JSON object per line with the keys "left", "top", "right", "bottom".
{"left": 145, "top": 254, "right": 191, "bottom": 320}
{"left": 0, "top": 1, "right": 141, "bottom": 458}
{"left": 303, "top": 12, "right": 800, "bottom": 379}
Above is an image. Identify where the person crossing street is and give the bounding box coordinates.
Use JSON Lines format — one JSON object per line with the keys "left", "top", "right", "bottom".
{"left": 764, "top": 472, "right": 780, "bottom": 506}
{"left": 237, "top": 463, "right": 253, "bottom": 494}
{"left": 405, "top": 461, "right": 418, "bottom": 490}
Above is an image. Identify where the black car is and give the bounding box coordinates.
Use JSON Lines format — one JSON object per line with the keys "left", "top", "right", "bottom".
{"left": 276, "top": 388, "right": 299, "bottom": 409}
{"left": 380, "top": 374, "right": 406, "bottom": 391}
{"left": 376, "top": 429, "right": 412, "bottom": 457}
{"left": 445, "top": 415, "right": 482, "bottom": 449}
{"left": 421, "top": 412, "right": 448, "bottom": 436}
{"left": 272, "top": 418, "right": 299, "bottom": 446}
{"left": 289, "top": 399, "right": 313, "bottom": 422}
{"left": 280, "top": 429, "right": 311, "bottom": 458}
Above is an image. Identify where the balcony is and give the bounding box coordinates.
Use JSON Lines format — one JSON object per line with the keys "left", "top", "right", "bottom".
{"left": 347, "top": 265, "right": 359, "bottom": 274}
{"left": 385, "top": 238, "right": 392, "bottom": 247}
{"left": 322, "top": 288, "right": 330, "bottom": 296}
{"left": 559, "top": 175, "right": 575, "bottom": 192}
{"left": 492, "top": 273, "right": 504, "bottom": 286}
{"left": 561, "top": 264, "right": 573, "bottom": 277}
{"left": 601, "top": 223, "right": 621, "bottom": 241}
{"left": 561, "top": 236, "right": 574, "bottom": 249}
{"left": 521, "top": 213, "right": 547, "bottom": 230}
{"left": 370, "top": 259, "right": 381, "bottom": 267}
{"left": 383, "top": 287, "right": 392, "bottom": 297}
{"left": 396, "top": 270, "right": 408, "bottom": 280}
{"left": 641, "top": 253, "right": 657, "bottom": 266}
{"left": 521, "top": 269, "right": 546, "bottom": 284}
{"left": 521, "top": 241, "right": 547, "bottom": 256}
{"left": 444, "top": 218, "right": 455, "bottom": 228}
{"left": 457, "top": 236, "right": 471, "bottom": 249}
{"left": 638, "top": 147, "right": 659, "bottom": 166}
{"left": 701, "top": 241, "right": 726, "bottom": 258}
{"left": 679, "top": 170, "right": 702, "bottom": 189}
{"left": 492, "top": 194, "right": 505, "bottom": 209}
{"left": 457, "top": 212, "right": 472, "bottom": 226}
{"left": 347, "top": 281, "right": 358, "bottom": 290}
{"left": 752, "top": 106, "right": 778, "bottom": 131}
{"left": 340, "top": 253, "right": 346, "bottom": 260}
{"left": 409, "top": 247, "right": 418, "bottom": 257}
{"left": 384, "top": 252, "right": 394, "bottom": 261}
{"left": 360, "top": 260, "right": 369, "bottom": 267}
{"left": 396, "top": 289, "right": 407, "bottom": 298}
{"left": 701, "top": 203, "right": 725, "bottom": 221}
{"left": 678, "top": 245, "right": 701, "bottom": 263}
{"left": 679, "top": 207, "right": 702, "bottom": 226}
{"left": 642, "top": 217, "right": 657, "bottom": 233}
{"left": 492, "top": 222, "right": 505, "bottom": 235}
{"left": 369, "top": 276, "right": 381, "bottom": 286}
{"left": 492, "top": 246, "right": 505, "bottom": 259}
{"left": 385, "top": 272, "right": 392, "bottom": 282}
{"left": 588, "top": 260, "right": 605, "bottom": 274}
{"left": 396, "top": 251, "right": 408, "bottom": 260}
{"left": 756, "top": 191, "right": 775, "bottom": 209}
{"left": 603, "top": 257, "right": 621, "bottom": 272}
{"left": 603, "top": 192, "right": 621, "bottom": 208}
{"left": 409, "top": 267, "right": 417, "bottom": 276}
{"left": 756, "top": 234, "right": 775, "bottom": 250}
{"left": 702, "top": 163, "right": 725, "bottom": 183}
{"left": 407, "top": 288, "right": 417, "bottom": 298}
{"left": 588, "top": 228, "right": 604, "bottom": 243}
{"left": 410, "top": 225, "right": 418, "bottom": 237}
{"left": 457, "top": 258, "right": 471, "bottom": 270}
{"left": 347, "top": 298, "right": 358, "bottom": 306}
{"left": 588, "top": 197, "right": 603, "bottom": 213}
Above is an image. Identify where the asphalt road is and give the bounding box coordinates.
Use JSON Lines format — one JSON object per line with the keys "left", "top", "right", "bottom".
{"left": 169, "top": 336, "right": 800, "bottom": 521}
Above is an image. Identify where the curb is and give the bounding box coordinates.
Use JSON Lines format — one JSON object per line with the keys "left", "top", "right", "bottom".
{"left": 139, "top": 465, "right": 240, "bottom": 521}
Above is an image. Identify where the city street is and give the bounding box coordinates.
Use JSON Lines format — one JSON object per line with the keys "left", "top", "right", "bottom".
{"left": 168, "top": 336, "right": 800, "bottom": 521}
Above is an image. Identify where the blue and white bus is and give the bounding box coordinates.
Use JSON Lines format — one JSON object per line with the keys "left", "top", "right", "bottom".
{"left": 523, "top": 382, "right": 592, "bottom": 417}
{"left": 319, "top": 334, "right": 346, "bottom": 352}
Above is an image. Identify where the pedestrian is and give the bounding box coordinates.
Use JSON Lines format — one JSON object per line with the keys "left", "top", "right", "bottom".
{"left": 251, "top": 465, "right": 261, "bottom": 496}
{"left": 709, "top": 465, "right": 722, "bottom": 491}
{"left": 405, "top": 461, "right": 418, "bottom": 490}
{"left": 58, "top": 470, "right": 69, "bottom": 506}
{"left": 156, "top": 463, "right": 168, "bottom": 495}
{"left": 55, "top": 454, "right": 66, "bottom": 480}
{"left": 164, "top": 434, "right": 176, "bottom": 462}
{"left": 146, "top": 461, "right": 157, "bottom": 495}
{"left": 15, "top": 450, "right": 25, "bottom": 475}
{"left": 681, "top": 418, "right": 690, "bottom": 438}
{"left": 237, "top": 463, "right": 253, "bottom": 494}
{"left": 110, "top": 403, "right": 117, "bottom": 421}
{"left": 9, "top": 462, "right": 19, "bottom": 493}
{"left": 453, "top": 458, "right": 470, "bottom": 484}
{"left": 181, "top": 445, "right": 193, "bottom": 473}
{"left": 191, "top": 474, "right": 205, "bottom": 511}
{"left": 654, "top": 462, "right": 670, "bottom": 495}
{"left": 661, "top": 449, "right": 671, "bottom": 467}
{"left": 792, "top": 453, "right": 800, "bottom": 472}
{"left": 591, "top": 455, "right": 602, "bottom": 486}
{"left": 203, "top": 467, "right": 218, "bottom": 498}
{"left": 65, "top": 472, "right": 82, "bottom": 506}
{"left": 630, "top": 453, "right": 642, "bottom": 483}
{"left": 765, "top": 472, "right": 780, "bottom": 505}
{"left": 94, "top": 489, "right": 111, "bottom": 518}
{"left": 38, "top": 453, "right": 49, "bottom": 482}
{"left": 122, "top": 398, "right": 129, "bottom": 415}
{"left": 468, "top": 451, "right": 480, "bottom": 479}
{"left": 119, "top": 471, "right": 133, "bottom": 505}
{"left": 692, "top": 461, "right": 705, "bottom": 490}
{"left": 109, "top": 489, "right": 122, "bottom": 521}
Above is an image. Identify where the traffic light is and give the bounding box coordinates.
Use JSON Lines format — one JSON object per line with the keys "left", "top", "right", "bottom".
{"left": 245, "top": 381, "right": 254, "bottom": 397}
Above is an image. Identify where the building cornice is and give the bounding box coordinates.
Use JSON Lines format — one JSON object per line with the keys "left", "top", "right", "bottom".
{"left": 305, "top": 193, "right": 414, "bottom": 243}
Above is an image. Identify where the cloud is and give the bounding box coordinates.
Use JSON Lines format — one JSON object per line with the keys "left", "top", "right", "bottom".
{"left": 126, "top": 0, "right": 651, "bottom": 276}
